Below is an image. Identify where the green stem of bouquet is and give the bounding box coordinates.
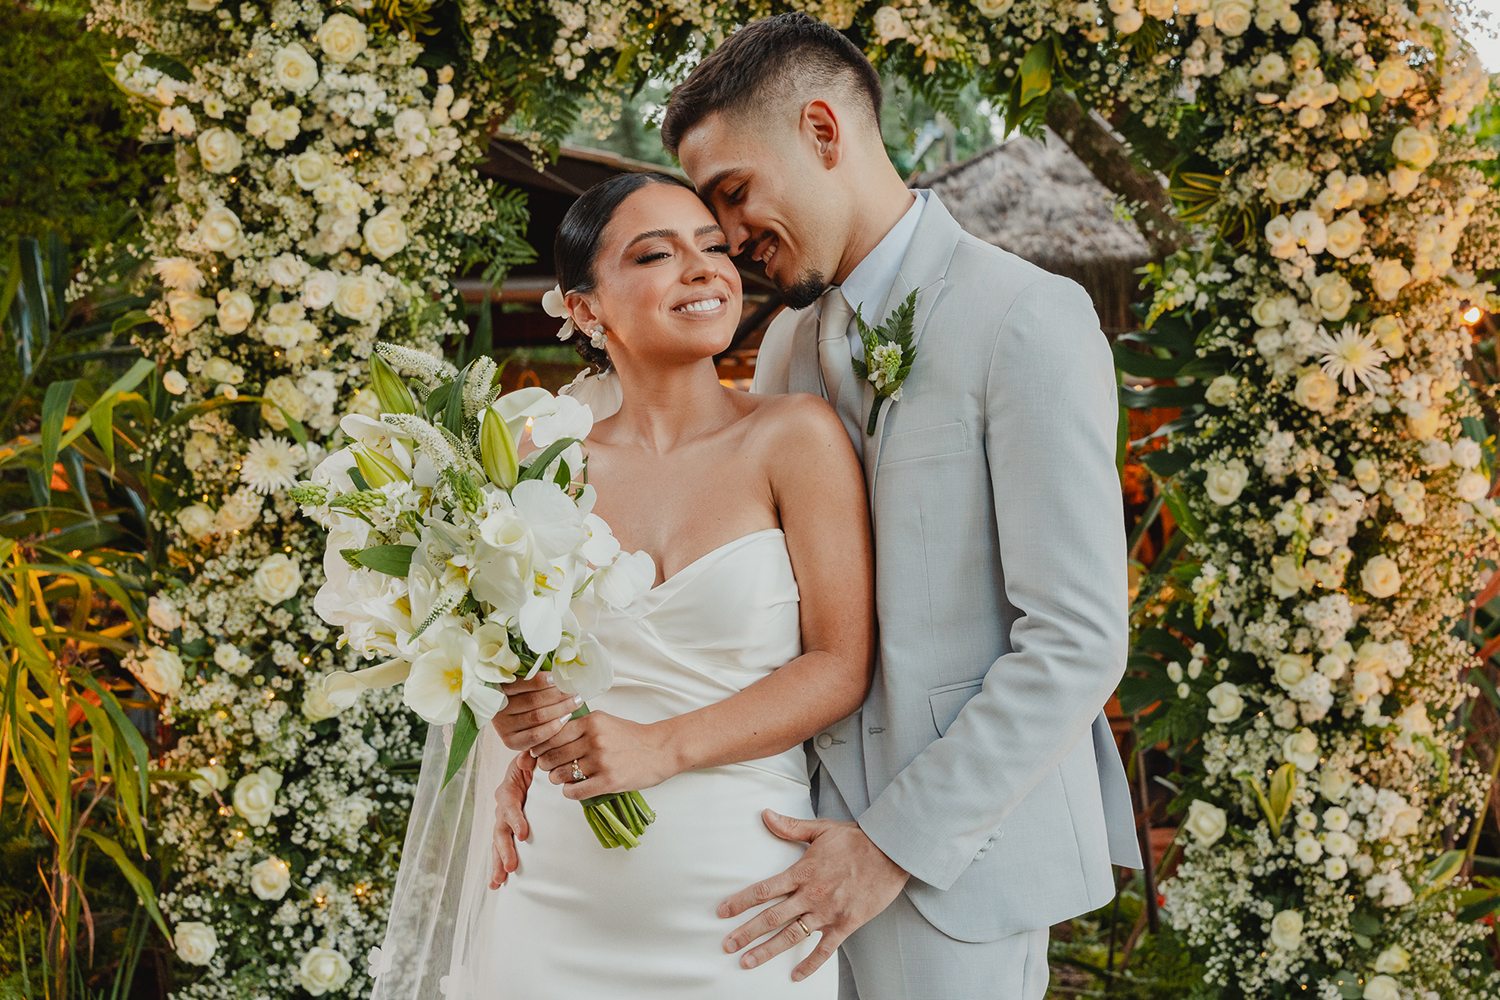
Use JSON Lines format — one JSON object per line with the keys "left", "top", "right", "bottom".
{"left": 570, "top": 703, "right": 657, "bottom": 849}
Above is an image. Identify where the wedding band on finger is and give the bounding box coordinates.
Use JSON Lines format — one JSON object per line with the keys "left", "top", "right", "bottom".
{"left": 795, "top": 918, "right": 811, "bottom": 939}
{"left": 570, "top": 760, "right": 585, "bottom": 782}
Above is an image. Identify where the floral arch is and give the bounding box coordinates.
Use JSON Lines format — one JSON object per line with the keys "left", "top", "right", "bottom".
{"left": 85, "top": 0, "right": 1500, "bottom": 995}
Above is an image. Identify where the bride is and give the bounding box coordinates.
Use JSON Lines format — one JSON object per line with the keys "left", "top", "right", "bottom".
{"left": 370, "top": 171, "right": 874, "bottom": 998}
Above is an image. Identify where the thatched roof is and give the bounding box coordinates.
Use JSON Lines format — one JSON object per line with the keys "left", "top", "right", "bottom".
{"left": 912, "top": 128, "right": 1154, "bottom": 334}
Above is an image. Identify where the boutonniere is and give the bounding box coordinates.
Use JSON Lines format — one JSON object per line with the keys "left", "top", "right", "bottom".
{"left": 850, "top": 288, "right": 918, "bottom": 435}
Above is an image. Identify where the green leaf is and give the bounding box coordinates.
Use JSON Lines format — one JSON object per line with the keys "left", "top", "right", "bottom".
{"left": 351, "top": 544, "right": 416, "bottom": 577}
{"left": 80, "top": 673, "right": 150, "bottom": 811}
{"left": 77, "top": 830, "right": 171, "bottom": 938}
{"left": 442, "top": 704, "right": 481, "bottom": 788}
{"left": 1120, "top": 383, "right": 1206, "bottom": 410}
{"left": 110, "top": 310, "right": 155, "bottom": 337}
{"left": 518, "top": 437, "right": 582, "bottom": 482}
{"left": 1113, "top": 342, "right": 1192, "bottom": 379}
{"left": 1019, "top": 38, "right": 1055, "bottom": 108}
{"left": 1417, "top": 849, "right": 1466, "bottom": 898}
{"left": 38, "top": 378, "right": 77, "bottom": 504}
{"left": 1468, "top": 668, "right": 1500, "bottom": 711}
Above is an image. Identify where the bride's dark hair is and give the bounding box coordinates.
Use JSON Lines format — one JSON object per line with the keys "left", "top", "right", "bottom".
{"left": 554, "top": 171, "right": 691, "bottom": 369}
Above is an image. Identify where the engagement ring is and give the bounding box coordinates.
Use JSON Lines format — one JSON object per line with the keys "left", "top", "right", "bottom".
{"left": 571, "top": 760, "right": 585, "bottom": 782}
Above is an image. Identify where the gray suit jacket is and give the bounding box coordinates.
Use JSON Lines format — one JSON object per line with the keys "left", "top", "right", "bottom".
{"left": 752, "top": 193, "right": 1141, "bottom": 943}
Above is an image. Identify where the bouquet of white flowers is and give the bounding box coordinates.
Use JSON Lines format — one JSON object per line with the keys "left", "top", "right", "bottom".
{"left": 291, "top": 344, "right": 658, "bottom": 848}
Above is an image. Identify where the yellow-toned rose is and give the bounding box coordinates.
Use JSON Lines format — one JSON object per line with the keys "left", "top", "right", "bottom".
{"left": 1373, "top": 58, "right": 1413, "bottom": 99}
{"left": 1212, "top": 0, "right": 1251, "bottom": 35}
{"left": 1294, "top": 369, "right": 1338, "bottom": 413}
{"left": 232, "top": 767, "right": 283, "bottom": 826}
{"left": 1391, "top": 126, "right": 1438, "bottom": 169}
{"left": 290, "top": 150, "right": 334, "bottom": 191}
{"left": 333, "top": 273, "right": 386, "bottom": 323}
{"left": 1324, "top": 212, "right": 1364, "bottom": 259}
{"left": 273, "top": 43, "right": 318, "bottom": 93}
{"left": 363, "top": 206, "right": 408, "bottom": 261}
{"left": 262, "top": 375, "right": 309, "bottom": 430}
{"left": 315, "top": 12, "right": 367, "bottom": 63}
{"left": 973, "top": 0, "right": 1014, "bottom": 17}
{"left": 1369, "top": 258, "right": 1410, "bottom": 301}
{"left": 1360, "top": 554, "right": 1401, "bottom": 598}
{"left": 176, "top": 503, "right": 216, "bottom": 540}
{"left": 195, "top": 206, "right": 244, "bottom": 255}
{"left": 1266, "top": 162, "right": 1314, "bottom": 204}
{"left": 174, "top": 923, "right": 218, "bottom": 965}
{"left": 216, "top": 289, "right": 255, "bottom": 334}
{"left": 166, "top": 290, "right": 217, "bottom": 333}
{"left": 1371, "top": 315, "right": 1405, "bottom": 357}
{"left": 249, "top": 858, "right": 291, "bottom": 900}
{"left": 196, "top": 127, "right": 242, "bottom": 174}
{"left": 1308, "top": 273, "right": 1353, "bottom": 320}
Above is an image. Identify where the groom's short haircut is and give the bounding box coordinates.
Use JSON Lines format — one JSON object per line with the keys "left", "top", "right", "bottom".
{"left": 660, "top": 12, "right": 882, "bottom": 153}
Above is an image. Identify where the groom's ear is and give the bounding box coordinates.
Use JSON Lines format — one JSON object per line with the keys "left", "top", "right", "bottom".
{"left": 798, "top": 99, "right": 844, "bottom": 170}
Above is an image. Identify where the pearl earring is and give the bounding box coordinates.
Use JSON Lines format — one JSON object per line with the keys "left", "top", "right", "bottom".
{"left": 589, "top": 325, "right": 607, "bottom": 350}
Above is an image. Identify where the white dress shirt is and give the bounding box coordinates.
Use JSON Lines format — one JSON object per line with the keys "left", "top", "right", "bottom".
{"left": 830, "top": 190, "right": 929, "bottom": 361}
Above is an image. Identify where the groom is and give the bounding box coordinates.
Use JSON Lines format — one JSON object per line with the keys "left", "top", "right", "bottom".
{"left": 662, "top": 13, "right": 1141, "bottom": 999}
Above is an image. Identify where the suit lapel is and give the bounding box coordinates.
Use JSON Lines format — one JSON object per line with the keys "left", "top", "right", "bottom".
{"left": 862, "top": 277, "right": 946, "bottom": 503}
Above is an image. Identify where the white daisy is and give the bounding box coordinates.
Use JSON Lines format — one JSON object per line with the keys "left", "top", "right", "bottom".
{"left": 151, "top": 256, "right": 206, "bottom": 292}
{"left": 1313, "top": 323, "right": 1390, "bottom": 393}
{"left": 240, "top": 435, "right": 305, "bottom": 494}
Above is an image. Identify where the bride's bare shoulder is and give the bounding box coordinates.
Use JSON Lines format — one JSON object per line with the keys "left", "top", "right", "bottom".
{"left": 741, "top": 391, "right": 855, "bottom": 457}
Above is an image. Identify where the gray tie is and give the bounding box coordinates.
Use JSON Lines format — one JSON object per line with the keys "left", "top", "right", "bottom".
{"left": 817, "top": 289, "right": 863, "bottom": 449}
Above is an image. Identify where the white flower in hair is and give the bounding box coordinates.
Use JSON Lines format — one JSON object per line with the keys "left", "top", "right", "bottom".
{"left": 542, "top": 285, "right": 575, "bottom": 342}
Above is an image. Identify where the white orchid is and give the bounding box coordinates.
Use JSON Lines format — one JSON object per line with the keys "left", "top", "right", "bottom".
{"left": 402, "top": 628, "right": 505, "bottom": 724}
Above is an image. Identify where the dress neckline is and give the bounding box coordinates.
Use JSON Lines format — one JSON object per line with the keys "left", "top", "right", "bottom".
{"left": 647, "top": 528, "right": 786, "bottom": 595}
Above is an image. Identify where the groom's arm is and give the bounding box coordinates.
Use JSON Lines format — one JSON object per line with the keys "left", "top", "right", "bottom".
{"left": 855, "top": 274, "right": 1129, "bottom": 891}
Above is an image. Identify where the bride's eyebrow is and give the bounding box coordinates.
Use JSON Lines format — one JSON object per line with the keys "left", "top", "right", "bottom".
{"left": 625, "top": 225, "right": 723, "bottom": 250}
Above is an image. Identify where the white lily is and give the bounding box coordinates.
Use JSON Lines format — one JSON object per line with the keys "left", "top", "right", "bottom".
{"left": 489, "top": 387, "right": 555, "bottom": 442}
{"left": 517, "top": 553, "right": 581, "bottom": 654}
{"left": 402, "top": 628, "right": 505, "bottom": 724}
{"left": 323, "top": 658, "right": 413, "bottom": 709}
{"left": 552, "top": 634, "right": 613, "bottom": 703}
{"left": 473, "top": 620, "right": 521, "bottom": 683}
{"left": 339, "top": 413, "right": 414, "bottom": 476}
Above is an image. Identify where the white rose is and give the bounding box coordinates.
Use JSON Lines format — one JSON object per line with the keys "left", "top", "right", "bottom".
{"left": 1370, "top": 315, "right": 1405, "bottom": 358}
{"left": 162, "top": 369, "right": 189, "bottom": 395}
{"left": 1363, "top": 975, "right": 1400, "bottom": 1000}
{"left": 1374, "top": 58, "right": 1412, "bottom": 98}
{"left": 273, "top": 42, "right": 319, "bottom": 94}
{"left": 289, "top": 149, "right": 334, "bottom": 191}
{"left": 1308, "top": 273, "right": 1354, "bottom": 321}
{"left": 973, "top": 0, "right": 1015, "bottom": 15}
{"left": 1269, "top": 909, "right": 1303, "bottom": 950}
{"left": 189, "top": 763, "right": 228, "bottom": 796}
{"left": 298, "top": 947, "right": 353, "bottom": 996}
{"left": 1388, "top": 165, "right": 1421, "bottom": 199}
{"left": 1212, "top": 0, "right": 1251, "bottom": 36}
{"left": 872, "top": 5, "right": 908, "bottom": 42}
{"left": 196, "top": 206, "right": 244, "bottom": 255}
{"left": 333, "top": 273, "right": 385, "bottom": 322}
{"left": 1270, "top": 553, "right": 1307, "bottom": 598}
{"left": 1266, "top": 162, "right": 1314, "bottom": 204}
{"left": 177, "top": 503, "right": 216, "bottom": 540}
{"left": 302, "top": 270, "right": 339, "bottom": 309}
{"left": 302, "top": 678, "right": 346, "bottom": 721}
{"left": 1204, "top": 458, "right": 1249, "bottom": 505}
{"left": 174, "top": 922, "right": 218, "bottom": 965}
{"left": 262, "top": 375, "right": 309, "bottom": 432}
{"left": 1452, "top": 437, "right": 1482, "bottom": 470}
{"left": 148, "top": 594, "right": 181, "bottom": 631}
{"left": 1274, "top": 652, "right": 1311, "bottom": 689}
{"left": 1324, "top": 214, "right": 1364, "bottom": 259}
{"left": 1283, "top": 727, "right": 1319, "bottom": 770}
{"left": 1374, "top": 944, "right": 1411, "bottom": 974}
{"left": 196, "top": 128, "right": 243, "bottom": 174}
{"left": 1370, "top": 259, "right": 1411, "bottom": 302}
{"left": 216, "top": 289, "right": 255, "bottom": 334}
{"left": 1206, "top": 682, "right": 1244, "bottom": 723}
{"left": 1294, "top": 370, "right": 1338, "bottom": 413}
{"left": 1204, "top": 374, "right": 1238, "bottom": 407}
{"left": 392, "top": 108, "right": 428, "bottom": 143}
{"left": 1183, "top": 799, "right": 1228, "bottom": 846}
{"left": 1360, "top": 554, "right": 1401, "bottom": 598}
{"left": 316, "top": 12, "right": 367, "bottom": 62}
{"left": 267, "top": 253, "right": 310, "bottom": 288}
{"left": 448, "top": 97, "right": 471, "bottom": 121}
{"left": 202, "top": 357, "right": 244, "bottom": 384}
{"left": 216, "top": 489, "right": 262, "bottom": 532}
{"left": 1457, "top": 470, "right": 1490, "bottom": 502}
{"left": 253, "top": 552, "right": 303, "bottom": 604}
{"left": 249, "top": 857, "right": 291, "bottom": 900}
{"left": 166, "top": 290, "right": 217, "bottom": 333}
{"left": 135, "top": 646, "right": 183, "bottom": 696}
{"left": 1114, "top": 8, "right": 1144, "bottom": 32}
{"left": 1392, "top": 126, "right": 1438, "bottom": 169}
{"left": 232, "top": 767, "right": 284, "bottom": 827}
{"left": 363, "top": 206, "right": 408, "bottom": 260}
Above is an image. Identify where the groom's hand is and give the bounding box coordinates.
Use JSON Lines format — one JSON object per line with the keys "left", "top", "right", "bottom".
{"left": 720, "top": 811, "right": 908, "bottom": 981}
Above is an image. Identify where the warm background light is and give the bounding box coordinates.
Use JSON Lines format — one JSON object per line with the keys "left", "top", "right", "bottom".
{"left": 1464, "top": 305, "right": 1484, "bottom": 324}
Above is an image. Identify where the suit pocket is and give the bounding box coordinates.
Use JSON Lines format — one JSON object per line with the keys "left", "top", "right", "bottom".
{"left": 928, "top": 678, "right": 984, "bottom": 737}
{"left": 879, "top": 421, "right": 969, "bottom": 467}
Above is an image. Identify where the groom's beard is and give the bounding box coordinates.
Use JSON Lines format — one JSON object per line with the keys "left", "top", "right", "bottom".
{"left": 777, "top": 270, "right": 828, "bottom": 311}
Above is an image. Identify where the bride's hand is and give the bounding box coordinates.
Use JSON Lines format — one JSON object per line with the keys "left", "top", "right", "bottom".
{"left": 535, "top": 712, "right": 677, "bottom": 800}
{"left": 489, "top": 752, "right": 536, "bottom": 890}
{"left": 490, "top": 674, "right": 582, "bottom": 752}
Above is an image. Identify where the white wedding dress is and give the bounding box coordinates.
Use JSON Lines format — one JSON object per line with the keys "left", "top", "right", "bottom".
{"left": 371, "top": 527, "right": 836, "bottom": 999}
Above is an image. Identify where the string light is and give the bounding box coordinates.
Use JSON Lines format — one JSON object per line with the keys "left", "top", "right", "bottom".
{"left": 1463, "top": 305, "right": 1483, "bottom": 324}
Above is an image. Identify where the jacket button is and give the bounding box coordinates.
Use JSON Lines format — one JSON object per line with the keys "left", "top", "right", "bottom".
{"left": 815, "top": 733, "right": 834, "bottom": 750}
